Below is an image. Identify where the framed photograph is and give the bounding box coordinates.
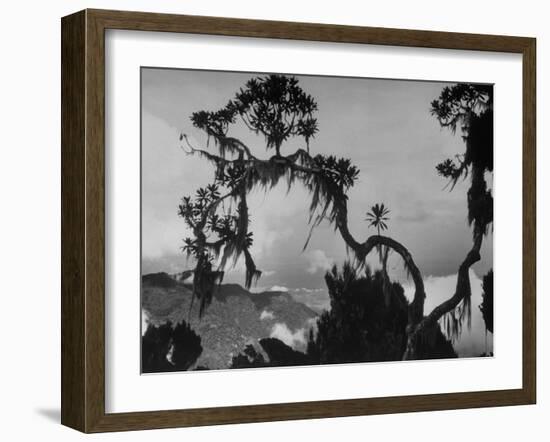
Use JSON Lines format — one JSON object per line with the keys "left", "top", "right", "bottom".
{"left": 61, "top": 9, "right": 536, "bottom": 433}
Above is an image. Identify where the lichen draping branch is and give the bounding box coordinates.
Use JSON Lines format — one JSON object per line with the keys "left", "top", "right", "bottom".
{"left": 416, "top": 83, "right": 493, "bottom": 348}
{"left": 402, "top": 231, "right": 483, "bottom": 360}
{"left": 177, "top": 74, "right": 493, "bottom": 366}
{"left": 180, "top": 135, "right": 426, "bottom": 323}
{"left": 179, "top": 74, "right": 429, "bottom": 324}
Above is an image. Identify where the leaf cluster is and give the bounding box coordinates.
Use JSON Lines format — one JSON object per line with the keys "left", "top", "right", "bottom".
{"left": 190, "top": 75, "right": 319, "bottom": 154}
{"left": 365, "top": 203, "right": 391, "bottom": 233}
{"left": 179, "top": 75, "right": 362, "bottom": 317}
{"left": 430, "top": 83, "right": 492, "bottom": 133}
{"left": 432, "top": 84, "right": 494, "bottom": 238}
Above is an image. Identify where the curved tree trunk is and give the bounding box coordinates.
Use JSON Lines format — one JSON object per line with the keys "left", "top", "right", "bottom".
{"left": 334, "top": 199, "right": 484, "bottom": 360}
{"left": 335, "top": 201, "right": 426, "bottom": 327}
{"left": 183, "top": 141, "right": 485, "bottom": 360}
{"left": 402, "top": 232, "right": 482, "bottom": 360}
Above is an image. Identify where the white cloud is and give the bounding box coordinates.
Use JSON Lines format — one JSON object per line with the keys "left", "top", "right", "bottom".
{"left": 269, "top": 285, "right": 289, "bottom": 292}
{"left": 262, "top": 270, "right": 276, "bottom": 277}
{"left": 295, "top": 287, "right": 324, "bottom": 293}
{"left": 141, "top": 310, "right": 150, "bottom": 336}
{"left": 142, "top": 210, "right": 189, "bottom": 260}
{"left": 270, "top": 323, "right": 307, "bottom": 347}
{"left": 141, "top": 111, "right": 198, "bottom": 260}
{"left": 246, "top": 188, "right": 296, "bottom": 259}
{"left": 260, "top": 310, "right": 275, "bottom": 320}
{"left": 306, "top": 249, "right": 334, "bottom": 274}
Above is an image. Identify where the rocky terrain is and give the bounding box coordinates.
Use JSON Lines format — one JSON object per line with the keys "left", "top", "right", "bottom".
{"left": 141, "top": 272, "right": 318, "bottom": 369}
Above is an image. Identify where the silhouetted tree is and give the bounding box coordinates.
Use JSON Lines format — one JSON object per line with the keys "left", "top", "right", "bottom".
{"left": 171, "top": 321, "right": 203, "bottom": 370}
{"left": 426, "top": 84, "right": 494, "bottom": 350}
{"left": 142, "top": 320, "right": 203, "bottom": 373}
{"left": 179, "top": 74, "right": 358, "bottom": 317}
{"left": 142, "top": 322, "right": 173, "bottom": 373}
{"left": 178, "top": 75, "right": 493, "bottom": 360}
{"left": 230, "top": 263, "right": 455, "bottom": 369}
{"left": 366, "top": 203, "right": 390, "bottom": 237}
{"left": 306, "top": 328, "right": 320, "bottom": 362}
{"left": 306, "top": 263, "right": 455, "bottom": 364}
{"left": 365, "top": 203, "right": 392, "bottom": 305}
{"left": 410, "top": 322, "right": 458, "bottom": 360}
{"left": 480, "top": 269, "right": 494, "bottom": 334}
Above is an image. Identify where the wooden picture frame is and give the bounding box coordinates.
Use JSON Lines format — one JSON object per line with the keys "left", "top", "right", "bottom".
{"left": 61, "top": 8, "right": 536, "bottom": 433}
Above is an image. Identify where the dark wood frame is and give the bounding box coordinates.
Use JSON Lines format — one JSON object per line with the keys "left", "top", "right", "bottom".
{"left": 61, "top": 8, "right": 536, "bottom": 433}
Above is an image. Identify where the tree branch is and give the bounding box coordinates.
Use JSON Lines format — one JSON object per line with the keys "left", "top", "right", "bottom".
{"left": 182, "top": 134, "right": 256, "bottom": 161}
{"left": 402, "top": 231, "right": 483, "bottom": 360}
{"left": 332, "top": 200, "right": 426, "bottom": 325}
{"left": 183, "top": 130, "right": 428, "bottom": 326}
{"left": 363, "top": 235, "right": 426, "bottom": 324}
{"left": 421, "top": 232, "right": 482, "bottom": 328}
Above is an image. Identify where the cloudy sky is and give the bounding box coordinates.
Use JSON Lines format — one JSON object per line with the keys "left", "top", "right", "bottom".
{"left": 141, "top": 68, "right": 493, "bottom": 354}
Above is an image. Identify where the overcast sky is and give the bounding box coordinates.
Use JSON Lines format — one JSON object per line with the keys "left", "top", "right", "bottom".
{"left": 141, "top": 68, "right": 493, "bottom": 352}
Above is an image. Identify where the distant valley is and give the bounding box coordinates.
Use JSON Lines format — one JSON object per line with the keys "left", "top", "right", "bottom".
{"left": 142, "top": 272, "right": 319, "bottom": 369}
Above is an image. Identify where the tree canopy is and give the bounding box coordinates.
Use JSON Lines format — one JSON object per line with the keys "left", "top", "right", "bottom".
{"left": 428, "top": 83, "right": 494, "bottom": 343}
{"left": 480, "top": 269, "right": 494, "bottom": 334}
{"left": 142, "top": 320, "right": 203, "bottom": 373}
{"left": 178, "top": 74, "right": 494, "bottom": 360}
{"left": 431, "top": 83, "right": 493, "bottom": 239}
{"left": 179, "top": 74, "right": 359, "bottom": 317}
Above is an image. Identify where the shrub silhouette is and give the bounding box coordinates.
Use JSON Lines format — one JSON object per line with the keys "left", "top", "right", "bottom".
{"left": 171, "top": 321, "right": 203, "bottom": 370}
{"left": 480, "top": 269, "right": 494, "bottom": 334}
{"left": 142, "top": 320, "right": 203, "bottom": 373}
{"left": 230, "top": 263, "right": 456, "bottom": 370}
{"left": 179, "top": 75, "right": 492, "bottom": 359}
{"left": 306, "top": 263, "right": 456, "bottom": 364}
{"left": 142, "top": 322, "right": 174, "bottom": 373}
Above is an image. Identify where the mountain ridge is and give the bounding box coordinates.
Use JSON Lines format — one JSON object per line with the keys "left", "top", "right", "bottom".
{"left": 142, "top": 272, "right": 318, "bottom": 369}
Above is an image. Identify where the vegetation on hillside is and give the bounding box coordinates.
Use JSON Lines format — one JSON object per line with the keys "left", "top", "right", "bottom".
{"left": 142, "top": 75, "right": 493, "bottom": 372}
{"left": 142, "top": 320, "right": 203, "bottom": 373}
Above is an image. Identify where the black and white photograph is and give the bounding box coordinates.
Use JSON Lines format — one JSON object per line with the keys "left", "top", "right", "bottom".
{"left": 1, "top": 0, "right": 544, "bottom": 438}
{"left": 140, "top": 68, "right": 494, "bottom": 373}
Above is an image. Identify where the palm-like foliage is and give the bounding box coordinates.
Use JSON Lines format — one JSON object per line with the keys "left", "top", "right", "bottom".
{"left": 179, "top": 75, "right": 360, "bottom": 317}
{"left": 176, "top": 75, "right": 492, "bottom": 365}
{"left": 431, "top": 84, "right": 493, "bottom": 342}
{"left": 431, "top": 84, "right": 493, "bottom": 239}
{"left": 365, "top": 203, "right": 390, "bottom": 237}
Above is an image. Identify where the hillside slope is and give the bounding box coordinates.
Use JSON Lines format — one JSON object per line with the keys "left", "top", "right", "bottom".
{"left": 142, "top": 272, "right": 318, "bottom": 369}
